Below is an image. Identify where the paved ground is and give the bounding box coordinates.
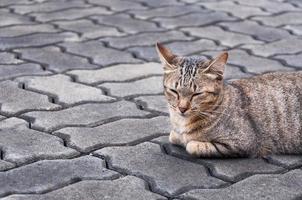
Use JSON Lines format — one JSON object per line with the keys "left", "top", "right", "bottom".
{"left": 0, "top": 0, "right": 302, "bottom": 199}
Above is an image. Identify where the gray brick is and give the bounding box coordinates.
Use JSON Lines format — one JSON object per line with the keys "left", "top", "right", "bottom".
{"left": 243, "top": 38, "right": 302, "bottom": 57}
{"left": 224, "top": 65, "right": 253, "bottom": 80}
{"left": 88, "top": 0, "right": 146, "bottom": 11}
{"left": 253, "top": 12, "right": 302, "bottom": 27}
{"left": 219, "top": 21, "right": 291, "bottom": 42}
{"left": 68, "top": 62, "right": 162, "bottom": 84}
{"left": 237, "top": 0, "right": 300, "bottom": 13}
{"left": 3, "top": 176, "right": 164, "bottom": 200}
{"left": 284, "top": 24, "right": 302, "bottom": 35}
{"left": 22, "top": 101, "right": 150, "bottom": 132}
{"left": 0, "top": 9, "right": 33, "bottom": 27}
{"left": 226, "top": 49, "right": 292, "bottom": 74}
{"left": 0, "top": 80, "right": 60, "bottom": 115}
{"left": 0, "top": 32, "right": 78, "bottom": 50}
{"left": 100, "top": 76, "right": 163, "bottom": 97}
{"left": 181, "top": 26, "right": 263, "bottom": 47}
{"left": 0, "top": 118, "right": 79, "bottom": 164}
{"left": 91, "top": 13, "right": 163, "bottom": 34}
{"left": 200, "top": 1, "right": 269, "bottom": 18}
{"left": 95, "top": 142, "right": 225, "bottom": 196}
{"left": 11, "top": 0, "right": 89, "bottom": 14}
{"left": 0, "top": 160, "right": 15, "bottom": 171}
{"left": 54, "top": 116, "right": 170, "bottom": 152}
{"left": 153, "top": 12, "right": 236, "bottom": 29}
{"left": 16, "top": 46, "right": 98, "bottom": 72}
{"left": 100, "top": 30, "right": 192, "bottom": 49}
{"left": 128, "top": 39, "right": 223, "bottom": 61}
{"left": 123, "top": 0, "right": 182, "bottom": 7}
{"left": 128, "top": 5, "right": 202, "bottom": 20}
{"left": 60, "top": 41, "right": 140, "bottom": 66}
{"left": 31, "top": 7, "right": 112, "bottom": 22}
{"left": 54, "top": 19, "right": 124, "bottom": 40}
{"left": 266, "top": 155, "right": 302, "bottom": 168}
{"left": 134, "top": 95, "right": 169, "bottom": 114}
{"left": 0, "top": 156, "right": 118, "bottom": 197}
{"left": 165, "top": 144, "right": 283, "bottom": 182}
{"left": 274, "top": 54, "right": 302, "bottom": 69}
{"left": 0, "top": 0, "right": 31, "bottom": 6}
{"left": 0, "top": 52, "right": 23, "bottom": 64}
{"left": 0, "top": 63, "right": 51, "bottom": 80}
{"left": 183, "top": 170, "right": 302, "bottom": 200}
{"left": 0, "top": 24, "right": 58, "bottom": 37}
{"left": 16, "top": 74, "right": 114, "bottom": 105}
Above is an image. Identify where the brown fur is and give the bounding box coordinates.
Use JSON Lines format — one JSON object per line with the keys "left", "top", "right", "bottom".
{"left": 156, "top": 42, "right": 302, "bottom": 158}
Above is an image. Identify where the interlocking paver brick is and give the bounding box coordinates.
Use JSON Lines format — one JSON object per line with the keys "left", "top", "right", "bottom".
{"left": 152, "top": 12, "right": 236, "bottom": 29}
{"left": 0, "top": 9, "right": 33, "bottom": 27}
{"left": 266, "top": 155, "right": 302, "bottom": 168}
{"left": 54, "top": 19, "right": 124, "bottom": 40}
{"left": 237, "top": 0, "right": 300, "bottom": 13}
{"left": 226, "top": 49, "right": 292, "bottom": 74}
{"left": 31, "top": 7, "right": 112, "bottom": 22}
{"left": 253, "top": 12, "right": 302, "bottom": 27}
{"left": 0, "top": 32, "right": 78, "bottom": 50}
{"left": 0, "top": 63, "right": 51, "bottom": 80}
{"left": 181, "top": 26, "right": 263, "bottom": 47}
{"left": 200, "top": 1, "right": 269, "bottom": 18}
{"left": 274, "top": 54, "right": 302, "bottom": 69}
{"left": 95, "top": 142, "right": 226, "bottom": 196}
{"left": 0, "top": 80, "right": 60, "bottom": 115}
{"left": 128, "top": 39, "right": 223, "bottom": 61}
{"left": 129, "top": 5, "right": 203, "bottom": 20}
{"left": 0, "top": 0, "right": 31, "bottom": 6}
{"left": 100, "top": 30, "right": 192, "bottom": 49}
{"left": 3, "top": 176, "right": 164, "bottom": 200}
{"left": 22, "top": 100, "right": 150, "bottom": 131}
{"left": 10, "top": 0, "right": 89, "bottom": 14}
{"left": 124, "top": 0, "right": 182, "bottom": 7}
{"left": 91, "top": 13, "right": 164, "bottom": 34}
{"left": 0, "top": 160, "right": 15, "bottom": 171}
{"left": 0, "top": 117, "right": 79, "bottom": 164}
{"left": 0, "top": 52, "right": 23, "bottom": 64}
{"left": 134, "top": 95, "right": 169, "bottom": 114}
{"left": 243, "top": 38, "right": 302, "bottom": 57}
{"left": 88, "top": 0, "right": 146, "bottom": 11}
{"left": 219, "top": 21, "right": 291, "bottom": 42}
{"left": 16, "top": 74, "right": 114, "bottom": 105}
{"left": 0, "top": 156, "right": 119, "bottom": 197}
{"left": 16, "top": 46, "right": 98, "bottom": 72}
{"left": 182, "top": 170, "right": 302, "bottom": 200}
{"left": 284, "top": 24, "right": 302, "bottom": 35}
{"left": 165, "top": 144, "right": 284, "bottom": 182}
{"left": 68, "top": 62, "right": 162, "bottom": 84}
{"left": 54, "top": 116, "right": 169, "bottom": 152}
{"left": 100, "top": 76, "right": 163, "bottom": 97}
{"left": 0, "top": 24, "right": 58, "bottom": 37}
{"left": 60, "top": 41, "right": 140, "bottom": 66}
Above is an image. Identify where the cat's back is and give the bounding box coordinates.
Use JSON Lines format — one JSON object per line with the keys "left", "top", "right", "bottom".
{"left": 229, "top": 71, "right": 302, "bottom": 154}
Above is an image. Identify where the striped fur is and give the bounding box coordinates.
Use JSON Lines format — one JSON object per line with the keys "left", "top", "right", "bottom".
{"left": 156, "top": 43, "right": 302, "bottom": 158}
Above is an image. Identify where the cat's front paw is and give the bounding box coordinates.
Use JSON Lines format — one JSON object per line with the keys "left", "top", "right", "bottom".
{"left": 169, "top": 131, "right": 182, "bottom": 145}
{"left": 186, "top": 141, "right": 201, "bottom": 157}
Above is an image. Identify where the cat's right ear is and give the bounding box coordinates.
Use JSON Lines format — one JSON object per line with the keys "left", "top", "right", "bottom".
{"left": 155, "top": 42, "right": 177, "bottom": 71}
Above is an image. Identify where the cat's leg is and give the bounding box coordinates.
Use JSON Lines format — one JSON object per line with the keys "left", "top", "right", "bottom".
{"left": 169, "top": 130, "right": 184, "bottom": 146}
{"left": 186, "top": 141, "right": 226, "bottom": 157}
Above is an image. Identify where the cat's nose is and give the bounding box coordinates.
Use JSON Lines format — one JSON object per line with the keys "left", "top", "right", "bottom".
{"left": 179, "top": 107, "right": 188, "bottom": 113}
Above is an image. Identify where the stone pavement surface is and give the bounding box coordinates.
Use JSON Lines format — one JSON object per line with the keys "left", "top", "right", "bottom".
{"left": 0, "top": 0, "right": 302, "bottom": 199}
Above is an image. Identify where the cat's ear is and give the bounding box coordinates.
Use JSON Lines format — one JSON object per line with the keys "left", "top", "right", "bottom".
{"left": 155, "top": 42, "right": 177, "bottom": 71}
{"left": 202, "top": 52, "right": 228, "bottom": 80}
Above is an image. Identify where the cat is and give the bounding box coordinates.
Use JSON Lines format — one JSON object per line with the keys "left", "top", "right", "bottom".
{"left": 156, "top": 42, "right": 302, "bottom": 158}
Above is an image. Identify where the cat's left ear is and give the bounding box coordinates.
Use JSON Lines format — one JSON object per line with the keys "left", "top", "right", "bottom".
{"left": 155, "top": 42, "right": 177, "bottom": 71}
{"left": 202, "top": 52, "right": 228, "bottom": 80}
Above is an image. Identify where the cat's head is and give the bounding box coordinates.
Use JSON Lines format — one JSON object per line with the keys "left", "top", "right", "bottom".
{"left": 156, "top": 42, "right": 228, "bottom": 117}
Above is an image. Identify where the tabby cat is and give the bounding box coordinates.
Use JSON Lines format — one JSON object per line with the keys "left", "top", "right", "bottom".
{"left": 156, "top": 42, "right": 302, "bottom": 158}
